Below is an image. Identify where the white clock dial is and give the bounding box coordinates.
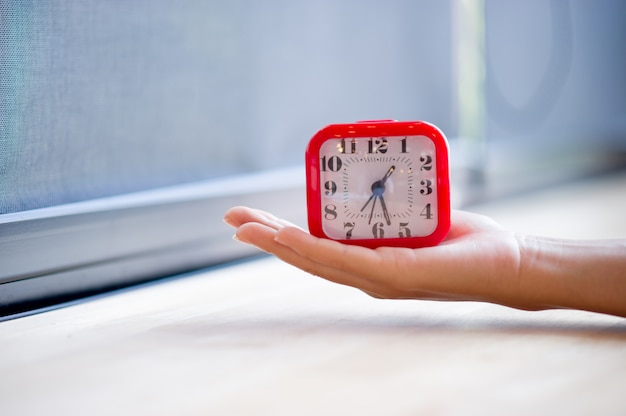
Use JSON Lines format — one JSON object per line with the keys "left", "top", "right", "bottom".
{"left": 318, "top": 135, "right": 438, "bottom": 241}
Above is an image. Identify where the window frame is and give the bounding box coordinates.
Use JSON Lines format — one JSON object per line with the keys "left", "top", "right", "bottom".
{"left": 0, "top": 167, "right": 305, "bottom": 318}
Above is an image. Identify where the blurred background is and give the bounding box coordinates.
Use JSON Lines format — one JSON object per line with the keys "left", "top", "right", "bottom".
{"left": 2, "top": 0, "right": 625, "bottom": 213}
{"left": 1, "top": 0, "right": 625, "bottom": 314}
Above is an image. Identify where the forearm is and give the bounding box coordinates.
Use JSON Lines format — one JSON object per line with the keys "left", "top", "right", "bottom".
{"left": 516, "top": 235, "right": 626, "bottom": 317}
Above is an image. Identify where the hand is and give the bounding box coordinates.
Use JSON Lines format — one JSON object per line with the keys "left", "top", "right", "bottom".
{"left": 224, "top": 206, "right": 522, "bottom": 305}
{"left": 224, "top": 206, "right": 626, "bottom": 316}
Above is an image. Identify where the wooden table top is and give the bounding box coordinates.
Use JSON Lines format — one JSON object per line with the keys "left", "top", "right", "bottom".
{"left": 2, "top": 171, "right": 626, "bottom": 415}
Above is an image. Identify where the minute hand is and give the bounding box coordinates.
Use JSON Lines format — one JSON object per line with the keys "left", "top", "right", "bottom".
{"left": 380, "top": 165, "right": 395, "bottom": 184}
{"left": 378, "top": 166, "right": 395, "bottom": 225}
{"left": 379, "top": 194, "right": 391, "bottom": 225}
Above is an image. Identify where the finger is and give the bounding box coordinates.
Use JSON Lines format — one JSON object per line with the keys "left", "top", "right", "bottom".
{"left": 236, "top": 223, "right": 385, "bottom": 294}
{"left": 243, "top": 224, "right": 472, "bottom": 300}
{"left": 274, "top": 226, "right": 481, "bottom": 299}
{"left": 270, "top": 231, "right": 450, "bottom": 300}
{"left": 225, "top": 206, "right": 298, "bottom": 230}
{"left": 273, "top": 246, "right": 385, "bottom": 296}
{"left": 224, "top": 206, "right": 254, "bottom": 228}
{"left": 225, "top": 206, "right": 282, "bottom": 229}
{"left": 274, "top": 226, "right": 387, "bottom": 282}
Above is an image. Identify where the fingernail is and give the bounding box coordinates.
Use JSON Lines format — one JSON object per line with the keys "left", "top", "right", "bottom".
{"left": 232, "top": 234, "right": 248, "bottom": 244}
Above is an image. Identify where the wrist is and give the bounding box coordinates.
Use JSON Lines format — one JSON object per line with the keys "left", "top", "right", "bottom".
{"left": 516, "top": 234, "right": 626, "bottom": 316}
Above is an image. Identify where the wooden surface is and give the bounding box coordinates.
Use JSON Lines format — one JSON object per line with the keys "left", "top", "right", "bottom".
{"left": 1, "top": 171, "right": 626, "bottom": 416}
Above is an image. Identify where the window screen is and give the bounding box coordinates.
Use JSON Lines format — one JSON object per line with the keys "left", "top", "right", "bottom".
{"left": 0, "top": 1, "right": 455, "bottom": 214}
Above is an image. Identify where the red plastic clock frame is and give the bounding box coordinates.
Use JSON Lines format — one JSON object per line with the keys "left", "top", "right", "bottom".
{"left": 305, "top": 120, "right": 451, "bottom": 249}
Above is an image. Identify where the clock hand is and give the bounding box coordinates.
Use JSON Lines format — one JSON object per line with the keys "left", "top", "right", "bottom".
{"left": 368, "top": 194, "right": 378, "bottom": 225}
{"left": 379, "top": 194, "right": 391, "bottom": 225}
{"left": 360, "top": 192, "right": 376, "bottom": 213}
{"left": 361, "top": 165, "right": 396, "bottom": 224}
{"left": 378, "top": 165, "right": 395, "bottom": 225}
{"left": 380, "top": 165, "right": 395, "bottom": 185}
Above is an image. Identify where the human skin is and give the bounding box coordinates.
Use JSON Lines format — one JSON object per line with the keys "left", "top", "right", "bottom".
{"left": 224, "top": 206, "right": 626, "bottom": 317}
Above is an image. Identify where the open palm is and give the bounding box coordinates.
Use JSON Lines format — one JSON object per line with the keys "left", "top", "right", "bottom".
{"left": 224, "top": 206, "right": 529, "bottom": 310}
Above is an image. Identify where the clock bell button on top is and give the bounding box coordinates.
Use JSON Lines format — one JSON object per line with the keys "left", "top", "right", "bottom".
{"left": 305, "top": 120, "right": 451, "bottom": 249}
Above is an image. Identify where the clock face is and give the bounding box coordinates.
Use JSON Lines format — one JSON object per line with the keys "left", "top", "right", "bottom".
{"left": 306, "top": 120, "right": 450, "bottom": 248}
{"left": 317, "top": 135, "right": 438, "bottom": 241}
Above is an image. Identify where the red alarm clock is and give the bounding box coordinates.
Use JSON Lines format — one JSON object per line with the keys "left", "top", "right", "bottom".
{"left": 305, "top": 120, "right": 451, "bottom": 248}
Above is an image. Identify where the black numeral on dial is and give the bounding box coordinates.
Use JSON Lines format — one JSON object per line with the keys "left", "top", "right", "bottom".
{"left": 368, "top": 138, "right": 388, "bottom": 154}
{"left": 321, "top": 156, "right": 342, "bottom": 172}
{"left": 324, "top": 204, "right": 337, "bottom": 220}
{"left": 420, "top": 203, "right": 433, "bottom": 219}
{"left": 372, "top": 222, "right": 385, "bottom": 238}
{"left": 340, "top": 139, "right": 356, "bottom": 154}
{"left": 420, "top": 179, "right": 433, "bottom": 195}
{"left": 344, "top": 222, "right": 355, "bottom": 239}
{"left": 398, "top": 222, "right": 412, "bottom": 238}
{"left": 324, "top": 180, "right": 337, "bottom": 196}
{"left": 420, "top": 154, "right": 433, "bottom": 171}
